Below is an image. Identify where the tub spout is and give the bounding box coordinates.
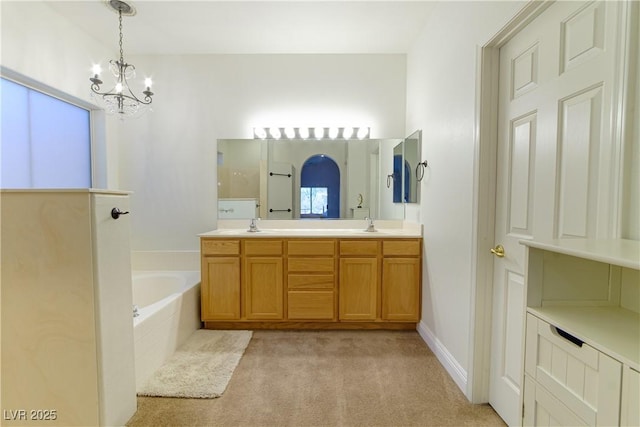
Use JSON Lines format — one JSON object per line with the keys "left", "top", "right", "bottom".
{"left": 133, "top": 304, "right": 140, "bottom": 318}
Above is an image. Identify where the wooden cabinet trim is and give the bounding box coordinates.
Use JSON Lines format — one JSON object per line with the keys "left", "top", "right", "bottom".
{"left": 287, "top": 257, "right": 335, "bottom": 273}
{"left": 339, "top": 240, "right": 379, "bottom": 256}
{"left": 287, "top": 239, "right": 336, "bottom": 256}
{"left": 202, "top": 239, "right": 240, "bottom": 255}
{"left": 244, "top": 239, "right": 283, "bottom": 256}
{"left": 382, "top": 239, "right": 421, "bottom": 256}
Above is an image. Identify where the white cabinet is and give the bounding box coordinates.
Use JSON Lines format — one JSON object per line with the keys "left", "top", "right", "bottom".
{"left": 1, "top": 190, "right": 136, "bottom": 427}
{"left": 521, "top": 239, "right": 639, "bottom": 426}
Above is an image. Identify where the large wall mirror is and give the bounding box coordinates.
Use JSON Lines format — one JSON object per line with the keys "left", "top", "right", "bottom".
{"left": 217, "top": 137, "right": 405, "bottom": 220}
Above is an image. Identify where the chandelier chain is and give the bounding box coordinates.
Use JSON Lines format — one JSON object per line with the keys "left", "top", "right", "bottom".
{"left": 118, "top": 8, "right": 124, "bottom": 64}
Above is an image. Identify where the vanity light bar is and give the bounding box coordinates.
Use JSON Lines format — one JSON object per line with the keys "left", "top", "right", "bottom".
{"left": 253, "top": 127, "right": 370, "bottom": 140}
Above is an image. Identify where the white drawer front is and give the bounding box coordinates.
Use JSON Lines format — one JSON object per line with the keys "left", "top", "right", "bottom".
{"left": 524, "top": 375, "right": 586, "bottom": 426}
{"left": 525, "top": 314, "right": 622, "bottom": 426}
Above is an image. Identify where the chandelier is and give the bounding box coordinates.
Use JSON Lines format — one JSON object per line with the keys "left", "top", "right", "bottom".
{"left": 90, "top": 0, "right": 153, "bottom": 117}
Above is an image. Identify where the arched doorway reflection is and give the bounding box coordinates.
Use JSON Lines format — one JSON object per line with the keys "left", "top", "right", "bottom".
{"left": 300, "top": 154, "right": 340, "bottom": 218}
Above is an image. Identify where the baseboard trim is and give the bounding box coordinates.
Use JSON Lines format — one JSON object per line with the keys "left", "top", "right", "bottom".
{"left": 417, "top": 321, "right": 468, "bottom": 396}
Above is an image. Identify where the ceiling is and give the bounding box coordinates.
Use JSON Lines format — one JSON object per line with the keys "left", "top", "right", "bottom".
{"left": 45, "top": 1, "right": 436, "bottom": 55}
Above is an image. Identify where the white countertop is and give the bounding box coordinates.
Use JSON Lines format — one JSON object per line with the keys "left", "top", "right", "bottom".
{"left": 200, "top": 219, "right": 422, "bottom": 238}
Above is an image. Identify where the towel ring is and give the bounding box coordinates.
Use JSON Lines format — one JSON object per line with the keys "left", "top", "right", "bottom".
{"left": 415, "top": 160, "right": 428, "bottom": 182}
{"left": 386, "top": 174, "right": 394, "bottom": 188}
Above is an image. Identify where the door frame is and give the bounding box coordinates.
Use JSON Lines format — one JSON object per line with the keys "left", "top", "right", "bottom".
{"left": 468, "top": 0, "right": 637, "bottom": 406}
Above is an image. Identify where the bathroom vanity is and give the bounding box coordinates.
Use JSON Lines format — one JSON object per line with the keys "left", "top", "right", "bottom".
{"left": 199, "top": 221, "right": 422, "bottom": 329}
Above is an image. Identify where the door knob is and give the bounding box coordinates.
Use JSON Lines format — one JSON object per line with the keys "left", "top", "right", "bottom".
{"left": 490, "top": 244, "right": 505, "bottom": 257}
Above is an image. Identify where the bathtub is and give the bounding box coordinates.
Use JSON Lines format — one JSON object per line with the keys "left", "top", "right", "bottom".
{"left": 132, "top": 271, "right": 202, "bottom": 391}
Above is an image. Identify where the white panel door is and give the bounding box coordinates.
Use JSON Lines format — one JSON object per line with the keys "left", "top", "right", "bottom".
{"left": 490, "top": 1, "right": 622, "bottom": 425}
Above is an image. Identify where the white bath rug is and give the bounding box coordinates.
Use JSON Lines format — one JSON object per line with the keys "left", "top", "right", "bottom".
{"left": 137, "top": 329, "right": 252, "bottom": 399}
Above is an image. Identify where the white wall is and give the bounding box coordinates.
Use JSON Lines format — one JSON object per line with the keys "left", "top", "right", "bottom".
{"left": 118, "top": 54, "right": 407, "bottom": 250}
{"left": 0, "top": 2, "right": 121, "bottom": 190}
{"left": 405, "top": 1, "right": 526, "bottom": 395}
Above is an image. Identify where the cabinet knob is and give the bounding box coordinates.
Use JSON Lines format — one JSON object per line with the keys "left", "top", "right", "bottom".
{"left": 490, "top": 244, "right": 505, "bottom": 257}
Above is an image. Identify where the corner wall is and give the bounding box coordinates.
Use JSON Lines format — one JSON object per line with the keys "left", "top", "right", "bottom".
{"left": 405, "top": 0, "right": 525, "bottom": 397}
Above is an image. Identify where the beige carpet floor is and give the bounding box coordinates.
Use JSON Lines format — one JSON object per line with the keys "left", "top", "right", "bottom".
{"left": 127, "top": 330, "right": 505, "bottom": 427}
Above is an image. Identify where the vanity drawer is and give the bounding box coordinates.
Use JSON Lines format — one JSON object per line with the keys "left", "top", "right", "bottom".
{"left": 202, "top": 239, "right": 240, "bottom": 255}
{"left": 340, "top": 240, "right": 379, "bottom": 256}
{"left": 244, "top": 240, "right": 283, "bottom": 256}
{"left": 288, "top": 240, "right": 335, "bottom": 256}
{"left": 524, "top": 313, "right": 621, "bottom": 426}
{"left": 382, "top": 240, "right": 421, "bottom": 256}
{"left": 288, "top": 274, "right": 334, "bottom": 289}
{"left": 288, "top": 258, "right": 334, "bottom": 273}
{"left": 288, "top": 291, "right": 335, "bottom": 320}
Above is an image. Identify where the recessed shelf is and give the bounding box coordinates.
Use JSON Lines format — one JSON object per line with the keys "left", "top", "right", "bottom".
{"left": 521, "top": 238, "right": 640, "bottom": 270}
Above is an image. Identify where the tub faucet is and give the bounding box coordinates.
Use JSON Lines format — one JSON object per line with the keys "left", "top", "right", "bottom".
{"left": 133, "top": 304, "right": 140, "bottom": 318}
{"left": 248, "top": 218, "right": 260, "bottom": 233}
{"left": 365, "top": 217, "right": 377, "bottom": 232}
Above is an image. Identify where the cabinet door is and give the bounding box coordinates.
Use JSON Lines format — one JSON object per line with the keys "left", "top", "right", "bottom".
{"left": 382, "top": 258, "right": 420, "bottom": 321}
{"left": 244, "top": 257, "right": 283, "bottom": 320}
{"left": 202, "top": 257, "right": 240, "bottom": 320}
{"left": 339, "top": 258, "right": 378, "bottom": 320}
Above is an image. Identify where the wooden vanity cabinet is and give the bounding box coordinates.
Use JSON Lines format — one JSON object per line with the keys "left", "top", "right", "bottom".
{"left": 382, "top": 240, "right": 421, "bottom": 321}
{"left": 201, "top": 239, "right": 241, "bottom": 320}
{"left": 201, "top": 236, "right": 422, "bottom": 329}
{"left": 287, "top": 239, "right": 336, "bottom": 320}
{"left": 339, "top": 240, "right": 379, "bottom": 320}
{"left": 243, "top": 240, "right": 284, "bottom": 320}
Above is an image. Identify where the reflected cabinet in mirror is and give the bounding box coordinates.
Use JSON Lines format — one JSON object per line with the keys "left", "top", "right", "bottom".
{"left": 217, "top": 137, "right": 404, "bottom": 220}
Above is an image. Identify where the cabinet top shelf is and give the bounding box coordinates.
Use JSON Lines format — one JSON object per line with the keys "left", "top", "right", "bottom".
{"left": 521, "top": 238, "right": 639, "bottom": 270}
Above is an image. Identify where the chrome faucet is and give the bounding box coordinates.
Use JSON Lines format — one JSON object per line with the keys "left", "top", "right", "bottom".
{"left": 248, "top": 218, "right": 260, "bottom": 233}
{"left": 133, "top": 305, "right": 139, "bottom": 318}
{"left": 364, "top": 217, "right": 377, "bottom": 232}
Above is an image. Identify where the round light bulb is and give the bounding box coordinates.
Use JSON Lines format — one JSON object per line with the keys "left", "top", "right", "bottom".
{"left": 328, "top": 127, "right": 339, "bottom": 139}
{"left": 357, "top": 127, "right": 369, "bottom": 139}
{"left": 299, "top": 128, "right": 310, "bottom": 139}
{"left": 284, "top": 127, "right": 295, "bottom": 139}
{"left": 314, "top": 127, "right": 324, "bottom": 139}
{"left": 342, "top": 127, "right": 354, "bottom": 139}
{"left": 270, "top": 127, "right": 282, "bottom": 139}
{"left": 254, "top": 127, "right": 267, "bottom": 139}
